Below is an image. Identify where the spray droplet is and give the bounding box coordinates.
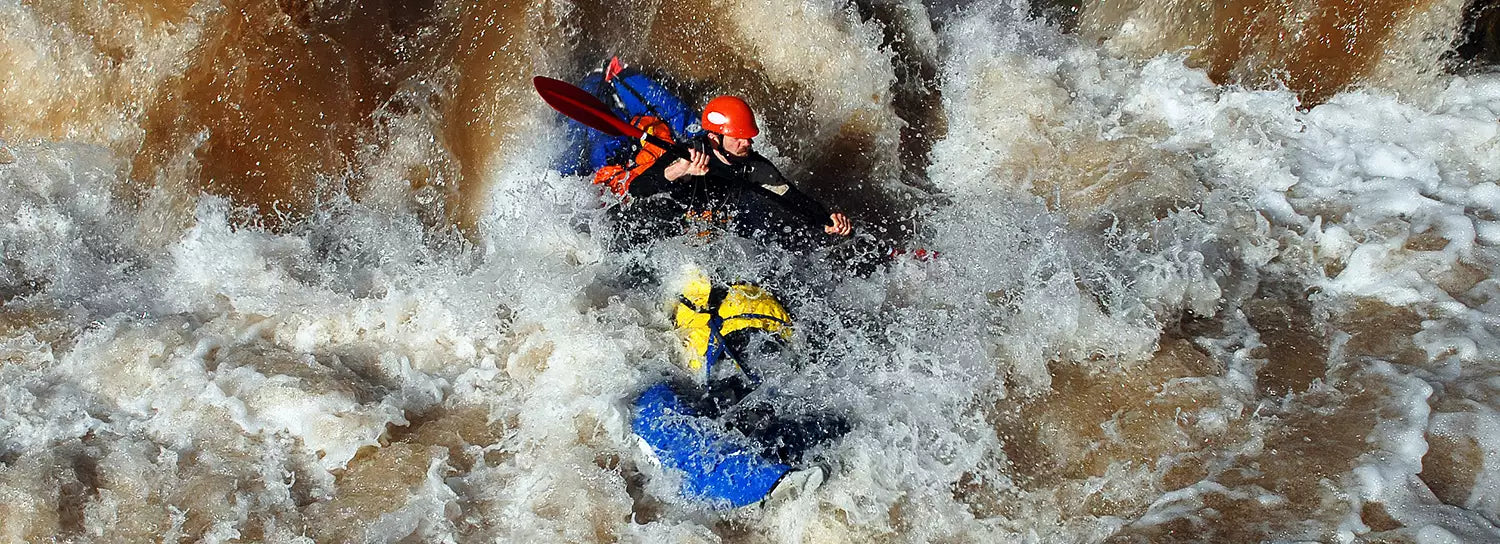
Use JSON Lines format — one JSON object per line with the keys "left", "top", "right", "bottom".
{"left": 414, "top": 184, "right": 438, "bottom": 205}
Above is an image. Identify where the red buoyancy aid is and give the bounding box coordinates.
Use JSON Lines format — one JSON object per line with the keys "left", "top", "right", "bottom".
{"left": 593, "top": 115, "right": 676, "bottom": 196}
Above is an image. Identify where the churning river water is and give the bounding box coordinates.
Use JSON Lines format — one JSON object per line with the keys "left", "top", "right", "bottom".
{"left": 4, "top": 0, "right": 1500, "bottom": 542}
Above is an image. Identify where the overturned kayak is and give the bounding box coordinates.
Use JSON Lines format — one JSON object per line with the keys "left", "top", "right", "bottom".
{"left": 632, "top": 382, "right": 792, "bottom": 508}
{"left": 629, "top": 270, "right": 845, "bottom": 508}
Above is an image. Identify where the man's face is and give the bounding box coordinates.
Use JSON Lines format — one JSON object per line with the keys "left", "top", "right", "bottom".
{"left": 718, "top": 134, "right": 753, "bottom": 157}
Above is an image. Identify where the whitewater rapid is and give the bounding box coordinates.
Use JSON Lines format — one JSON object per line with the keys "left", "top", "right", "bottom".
{"left": 4, "top": 0, "right": 1500, "bottom": 542}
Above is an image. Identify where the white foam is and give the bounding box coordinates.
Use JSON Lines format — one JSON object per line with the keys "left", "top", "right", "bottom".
{"left": 5, "top": 0, "right": 1500, "bottom": 541}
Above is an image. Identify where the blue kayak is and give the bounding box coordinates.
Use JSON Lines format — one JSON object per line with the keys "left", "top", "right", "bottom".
{"left": 632, "top": 382, "right": 792, "bottom": 508}
{"left": 557, "top": 57, "right": 702, "bottom": 177}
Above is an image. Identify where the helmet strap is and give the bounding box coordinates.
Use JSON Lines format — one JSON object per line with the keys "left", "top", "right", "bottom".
{"left": 706, "top": 133, "right": 738, "bottom": 162}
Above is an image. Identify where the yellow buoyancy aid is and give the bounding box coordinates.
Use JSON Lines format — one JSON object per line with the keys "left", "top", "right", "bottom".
{"left": 672, "top": 272, "right": 792, "bottom": 383}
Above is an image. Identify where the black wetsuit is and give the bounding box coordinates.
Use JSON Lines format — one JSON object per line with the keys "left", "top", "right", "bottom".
{"left": 609, "top": 136, "right": 834, "bottom": 252}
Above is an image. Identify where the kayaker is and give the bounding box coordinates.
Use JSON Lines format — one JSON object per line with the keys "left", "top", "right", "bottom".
{"left": 611, "top": 96, "right": 853, "bottom": 251}
{"left": 633, "top": 268, "right": 847, "bottom": 507}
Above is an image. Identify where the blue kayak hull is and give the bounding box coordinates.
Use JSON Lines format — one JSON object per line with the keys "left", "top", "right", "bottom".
{"left": 632, "top": 382, "right": 790, "bottom": 508}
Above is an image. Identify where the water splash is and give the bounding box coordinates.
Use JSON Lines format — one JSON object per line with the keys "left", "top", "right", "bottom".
{"left": 4, "top": 0, "right": 1500, "bottom": 542}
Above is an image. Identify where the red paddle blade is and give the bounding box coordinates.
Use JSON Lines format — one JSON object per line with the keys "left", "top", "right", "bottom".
{"left": 532, "top": 76, "right": 644, "bottom": 139}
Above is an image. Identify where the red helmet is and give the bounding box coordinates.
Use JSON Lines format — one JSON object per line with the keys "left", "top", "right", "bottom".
{"left": 701, "top": 96, "right": 759, "bottom": 138}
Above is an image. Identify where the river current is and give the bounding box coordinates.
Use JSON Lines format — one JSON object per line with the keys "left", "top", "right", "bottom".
{"left": 4, "top": 0, "right": 1500, "bottom": 542}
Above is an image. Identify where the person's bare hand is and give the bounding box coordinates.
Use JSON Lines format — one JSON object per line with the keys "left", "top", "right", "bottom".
{"left": 685, "top": 148, "right": 710, "bottom": 176}
{"left": 664, "top": 148, "right": 711, "bottom": 180}
{"left": 825, "top": 213, "right": 852, "bottom": 236}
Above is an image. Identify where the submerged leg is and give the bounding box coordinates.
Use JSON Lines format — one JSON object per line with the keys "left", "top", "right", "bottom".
{"left": 725, "top": 402, "right": 852, "bottom": 466}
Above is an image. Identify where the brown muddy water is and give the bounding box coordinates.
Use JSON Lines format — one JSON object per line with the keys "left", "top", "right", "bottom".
{"left": 3, "top": 0, "right": 1500, "bottom": 542}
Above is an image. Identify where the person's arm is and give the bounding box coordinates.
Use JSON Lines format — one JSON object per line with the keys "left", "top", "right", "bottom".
{"left": 627, "top": 160, "right": 673, "bottom": 197}
{"left": 665, "top": 148, "right": 710, "bottom": 181}
{"left": 760, "top": 182, "right": 828, "bottom": 224}
{"left": 628, "top": 146, "right": 710, "bottom": 197}
{"left": 742, "top": 157, "right": 851, "bottom": 235}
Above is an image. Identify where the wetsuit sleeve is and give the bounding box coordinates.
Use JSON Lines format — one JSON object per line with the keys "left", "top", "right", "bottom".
{"left": 627, "top": 159, "right": 674, "bottom": 198}
{"left": 627, "top": 140, "right": 703, "bottom": 198}
{"left": 743, "top": 157, "right": 832, "bottom": 227}
{"left": 766, "top": 184, "right": 832, "bottom": 226}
